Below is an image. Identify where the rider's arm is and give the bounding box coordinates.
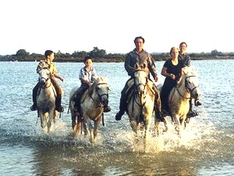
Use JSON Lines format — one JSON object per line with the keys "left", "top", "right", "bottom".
{"left": 124, "top": 53, "right": 135, "bottom": 77}
{"left": 147, "top": 54, "right": 158, "bottom": 82}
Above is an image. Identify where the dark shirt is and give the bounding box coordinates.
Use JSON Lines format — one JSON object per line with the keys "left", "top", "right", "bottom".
{"left": 125, "top": 49, "right": 158, "bottom": 79}
{"left": 179, "top": 53, "right": 191, "bottom": 67}
{"left": 160, "top": 59, "right": 184, "bottom": 111}
{"left": 163, "top": 59, "right": 184, "bottom": 82}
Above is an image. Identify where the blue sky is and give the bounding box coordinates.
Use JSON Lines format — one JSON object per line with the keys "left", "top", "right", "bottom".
{"left": 1, "top": 0, "right": 233, "bottom": 55}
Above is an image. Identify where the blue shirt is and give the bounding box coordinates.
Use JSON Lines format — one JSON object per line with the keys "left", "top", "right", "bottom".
{"left": 79, "top": 66, "right": 97, "bottom": 84}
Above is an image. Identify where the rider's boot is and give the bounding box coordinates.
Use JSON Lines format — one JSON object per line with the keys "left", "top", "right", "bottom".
{"left": 115, "top": 94, "right": 126, "bottom": 121}
{"left": 55, "top": 95, "right": 64, "bottom": 112}
{"left": 30, "top": 103, "right": 37, "bottom": 111}
{"left": 30, "top": 84, "right": 38, "bottom": 111}
{"left": 186, "top": 99, "right": 198, "bottom": 121}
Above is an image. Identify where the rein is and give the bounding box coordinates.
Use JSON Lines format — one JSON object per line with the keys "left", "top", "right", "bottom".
{"left": 39, "top": 68, "right": 52, "bottom": 89}
{"left": 133, "top": 79, "right": 148, "bottom": 108}
{"left": 39, "top": 77, "right": 52, "bottom": 89}
{"left": 90, "top": 82, "right": 109, "bottom": 108}
{"left": 175, "top": 75, "right": 198, "bottom": 99}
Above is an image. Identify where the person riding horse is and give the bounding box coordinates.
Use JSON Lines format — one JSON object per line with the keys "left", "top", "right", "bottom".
{"left": 30, "top": 50, "right": 64, "bottom": 112}
{"left": 115, "top": 36, "right": 162, "bottom": 121}
{"left": 160, "top": 47, "right": 184, "bottom": 115}
{"left": 73, "top": 56, "right": 111, "bottom": 115}
{"left": 179, "top": 42, "right": 202, "bottom": 121}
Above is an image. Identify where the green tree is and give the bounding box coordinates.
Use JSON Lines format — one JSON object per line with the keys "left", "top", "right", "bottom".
{"left": 16, "top": 49, "right": 29, "bottom": 57}
{"left": 89, "top": 47, "right": 106, "bottom": 58}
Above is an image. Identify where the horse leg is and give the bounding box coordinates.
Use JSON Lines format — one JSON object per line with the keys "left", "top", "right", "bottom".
{"left": 181, "top": 116, "right": 187, "bottom": 130}
{"left": 39, "top": 112, "right": 46, "bottom": 129}
{"left": 82, "top": 119, "right": 88, "bottom": 135}
{"left": 154, "top": 115, "right": 168, "bottom": 136}
{"left": 154, "top": 120, "right": 160, "bottom": 136}
{"left": 144, "top": 119, "right": 151, "bottom": 140}
{"left": 76, "top": 115, "right": 83, "bottom": 134}
{"left": 71, "top": 110, "right": 77, "bottom": 130}
{"left": 93, "top": 117, "right": 102, "bottom": 141}
{"left": 130, "top": 120, "right": 138, "bottom": 135}
{"left": 86, "top": 119, "right": 95, "bottom": 143}
{"left": 143, "top": 118, "right": 151, "bottom": 152}
{"left": 53, "top": 110, "right": 58, "bottom": 123}
{"left": 172, "top": 114, "right": 182, "bottom": 136}
{"left": 47, "top": 111, "right": 54, "bottom": 133}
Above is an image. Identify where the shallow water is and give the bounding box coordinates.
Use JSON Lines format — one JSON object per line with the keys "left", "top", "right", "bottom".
{"left": 1, "top": 60, "right": 234, "bottom": 175}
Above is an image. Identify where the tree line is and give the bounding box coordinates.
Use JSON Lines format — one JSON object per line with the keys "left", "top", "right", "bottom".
{"left": 1, "top": 47, "right": 234, "bottom": 62}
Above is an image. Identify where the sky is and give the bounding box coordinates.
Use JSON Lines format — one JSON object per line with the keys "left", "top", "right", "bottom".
{"left": 0, "top": 0, "right": 234, "bottom": 55}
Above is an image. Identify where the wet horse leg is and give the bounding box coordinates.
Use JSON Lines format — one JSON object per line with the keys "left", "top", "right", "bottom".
{"left": 93, "top": 117, "right": 102, "bottom": 141}
{"left": 39, "top": 111, "right": 46, "bottom": 129}
{"left": 154, "top": 116, "right": 168, "bottom": 136}
{"left": 86, "top": 119, "right": 95, "bottom": 143}
{"left": 172, "top": 114, "right": 182, "bottom": 135}
{"left": 47, "top": 110, "right": 55, "bottom": 133}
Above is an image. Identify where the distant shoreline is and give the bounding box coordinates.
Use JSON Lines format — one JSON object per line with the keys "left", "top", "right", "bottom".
{"left": 1, "top": 57, "right": 234, "bottom": 62}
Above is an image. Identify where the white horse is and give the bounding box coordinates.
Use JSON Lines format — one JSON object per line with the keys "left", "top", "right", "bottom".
{"left": 36, "top": 68, "right": 58, "bottom": 132}
{"left": 69, "top": 77, "right": 110, "bottom": 143}
{"left": 126, "top": 64, "right": 155, "bottom": 144}
{"left": 155, "top": 67, "right": 201, "bottom": 136}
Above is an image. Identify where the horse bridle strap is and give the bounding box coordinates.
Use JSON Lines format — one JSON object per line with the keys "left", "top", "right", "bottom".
{"left": 175, "top": 75, "right": 198, "bottom": 99}
{"left": 39, "top": 77, "right": 52, "bottom": 89}
{"left": 90, "top": 83, "right": 109, "bottom": 108}
{"left": 175, "top": 86, "right": 191, "bottom": 100}
{"left": 185, "top": 75, "right": 199, "bottom": 98}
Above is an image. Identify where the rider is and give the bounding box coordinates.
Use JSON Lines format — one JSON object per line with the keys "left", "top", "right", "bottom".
{"left": 30, "top": 50, "right": 64, "bottom": 112}
{"left": 160, "top": 47, "right": 184, "bottom": 114}
{"left": 74, "top": 56, "right": 111, "bottom": 114}
{"left": 179, "top": 42, "right": 202, "bottom": 120}
{"left": 115, "top": 36, "right": 162, "bottom": 121}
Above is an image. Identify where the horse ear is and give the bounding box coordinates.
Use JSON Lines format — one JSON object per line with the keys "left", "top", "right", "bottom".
{"left": 182, "top": 66, "right": 189, "bottom": 74}
{"left": 135, "top": 63, "right": 139, "bottom": 69}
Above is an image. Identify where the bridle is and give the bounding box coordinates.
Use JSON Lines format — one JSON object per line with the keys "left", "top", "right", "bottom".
{"left": 90, "top": 82, "right": 109, "bottom": 107}
{"left": 38, "top": 68, "right": 52, "bottom": 89}
{"left": 133, "top": 71, "right": 148, "bottom": 107}
{"left": 176, "top": 74, "right": 199, "bottom": 99}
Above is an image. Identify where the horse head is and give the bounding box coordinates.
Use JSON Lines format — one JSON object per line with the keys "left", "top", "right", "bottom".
{"left": 181, "top": 67, "right": 201, "bottom": 100}
{"left": 134, "top": 63, "right": 149, "bottom": 95}
{"left": 92, "top": 77, "right": 110, "bottom": 107}
{"left": 38, "top": 67, "right": 51, "bottom": 87}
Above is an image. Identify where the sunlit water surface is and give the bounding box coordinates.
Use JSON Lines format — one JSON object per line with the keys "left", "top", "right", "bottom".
{"left": 0, "top": 60, "right": 234, "bottom": 175}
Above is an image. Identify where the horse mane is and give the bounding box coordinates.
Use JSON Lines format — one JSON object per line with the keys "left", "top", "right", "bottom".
{"left": 87, "top": 77, "right": 108, "bottom": 96}
{"left": 133, "top": 63, "right": 149, "bottom": 74}
{"left": 177, "top": 66, "right": 197, "bottom": 87}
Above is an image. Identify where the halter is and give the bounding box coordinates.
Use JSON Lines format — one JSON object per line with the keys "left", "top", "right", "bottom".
{"left": 133, "top": 71, "right": 148, "bottom": 107}
{"left": 90, "top": 82, "right": 109, "bottom": 107}
{"left": 176, "top": 74, "right": 199, "bottom": 99}
{"left": 38, "top": 68, "right": 52, "bottom": 89}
